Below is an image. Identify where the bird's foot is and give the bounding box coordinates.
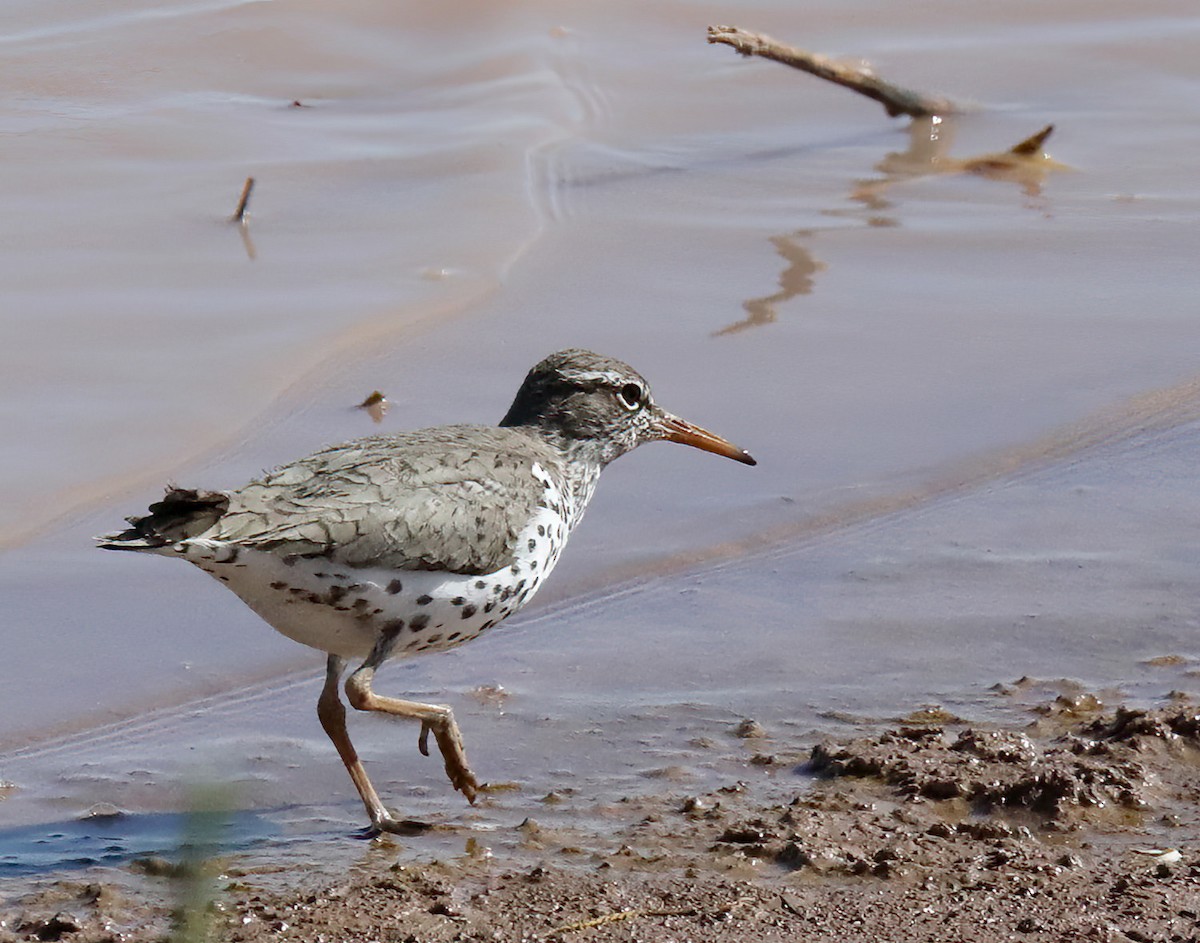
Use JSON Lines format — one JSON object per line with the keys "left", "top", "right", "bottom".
{"left": 419, "top": 717, "right": 481, "bottom": 804}
{"left": 361, "top": 813, "right": 435, "bottom": 838}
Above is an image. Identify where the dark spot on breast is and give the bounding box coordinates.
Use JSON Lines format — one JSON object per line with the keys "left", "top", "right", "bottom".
{"left": 270, "top": 581, "right": 287, "bottom": 590}
{"left": 484, "top": 601, "right": 496, "bottom": 613}
{"left": 314, "top": 572, "right": 328, "bottom": 579}
{"left": 283, "top": 555, "right": 298, "bottom": 567}
{"left": 492, "top": 584, "right": 503, "bottom": 595}
{"left": 218, "top": 575, "right": 230, "bottom": 582}
{"left": 475, "top": 580, "right": 486, "bottom": 590}
{"left": 326, "top": 585, "right": 348, "bottom": 604}
{"left": 335, "top": 606, "right": 350, "bottom": 612}
{"left": 386, "top": 579, "right": 403, "bottom": 594}
{"left": 451, "top": 596, "right": 464, "bottom": 606}
{"left": 335, "top": 573, "right": 350, "bottom": 580}
{"left": 461, "top": 604, "right": 477, "bottom": 619}
{"left": 537, "top": 525, "right": 545, "bottom": 537}
{"left": 416, "top": 594, "right": 433, "bottom": 606}
{"left": 448, "top": 632, "right": 461, "bottom": 641}
{"left": 427, "top": 634, "right": 443, "bottom": 644}
{"left": 288, "top": 587, "right": 307, "bottom": 596}
{"left": 410, "top": 613, "right": 430, "bottom": 631}
{"left": 372, "top": 608, "right": 383, "bottom": 614}
{"left": 352, "top": 598, "right": 369, "bottom": 610}
{"left": 480, "top": 620, "right": 495, "bottom": 631}
{"left": 530, "top": 560, "right": 538, "bottom": 570}
{"left": 381, "top": 619, "right": 405, "bottom": 638}
{"left": 527, "top": 538, "right": 536, "bottom": 552}
{"left": 500, "top": 587, "right": 513, "bottom": 602}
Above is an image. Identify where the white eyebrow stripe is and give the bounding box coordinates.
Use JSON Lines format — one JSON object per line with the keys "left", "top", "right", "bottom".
{"left": 561, "top": 369, "right": 632, "bottom": 387}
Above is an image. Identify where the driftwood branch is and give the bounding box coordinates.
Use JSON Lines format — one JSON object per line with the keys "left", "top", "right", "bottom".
{"left": 707, "top": 25, "right": 955, "bottom": 119}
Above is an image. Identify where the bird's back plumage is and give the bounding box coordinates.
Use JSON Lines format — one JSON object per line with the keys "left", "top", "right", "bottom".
{"left": 102, "top": 424, "right": 577, "bottom": 576}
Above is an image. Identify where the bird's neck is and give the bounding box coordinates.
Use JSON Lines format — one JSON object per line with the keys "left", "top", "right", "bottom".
{"left": 526, "top": 430, "right": 609, "bottom": 531}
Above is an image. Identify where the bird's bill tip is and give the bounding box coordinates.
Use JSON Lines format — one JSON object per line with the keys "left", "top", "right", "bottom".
{"left": 656, "top": 414, "right": 757, "bottom": 466}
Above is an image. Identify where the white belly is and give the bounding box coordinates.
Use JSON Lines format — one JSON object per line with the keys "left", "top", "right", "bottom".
{"left": 174, "top": 503, "right": 571, "bottom": 662}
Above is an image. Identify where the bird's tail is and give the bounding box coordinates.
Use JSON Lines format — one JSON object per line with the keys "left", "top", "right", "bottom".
{"left": 97, "top": 487, "right": 229, "bottom": 551}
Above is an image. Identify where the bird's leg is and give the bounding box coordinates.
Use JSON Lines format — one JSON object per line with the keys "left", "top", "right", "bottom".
{"left": 317, "top": 654, "right": 429, "bottom": 835}
{"left": 344, "top": 663, "right": 481, "bottom": 805}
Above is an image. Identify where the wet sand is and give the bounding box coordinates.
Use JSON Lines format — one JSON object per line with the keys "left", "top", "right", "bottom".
{"left": 3, "top": 0, "right": 1200, "bottom": 932}
{"left": 7, "top": 690, "right": 1200, "bottom": 941}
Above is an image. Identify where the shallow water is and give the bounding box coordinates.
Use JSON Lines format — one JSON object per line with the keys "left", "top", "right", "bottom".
{"left": 2, "top": 0, "right": 1199, "bottom": 882}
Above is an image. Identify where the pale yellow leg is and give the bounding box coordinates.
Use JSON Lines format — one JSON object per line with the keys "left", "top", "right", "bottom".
{"left": 316, "top": 655, "right": 431, "bottom": 834}
{"left": 344, "top": 664, "right": 481, "bottom": 803}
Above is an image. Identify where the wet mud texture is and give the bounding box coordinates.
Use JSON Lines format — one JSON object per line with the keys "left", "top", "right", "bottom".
{"left": 7, "top": 698, "right": 1200, "bottom": 942}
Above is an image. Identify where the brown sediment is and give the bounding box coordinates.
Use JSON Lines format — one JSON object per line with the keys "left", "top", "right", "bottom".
{"left": 8, "top": 697, "right": 1200, "bottom": 942}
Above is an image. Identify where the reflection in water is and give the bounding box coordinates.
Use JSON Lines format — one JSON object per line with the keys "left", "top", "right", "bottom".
{"left": 713, "top": 232, "right": 826, "bottom": 337}
{"left": 237, "top": 222, "right": 257, "bottom": 262}
{"left": 846, "top": 116, "right": 1065, "bottom": 214}
{"left": 722, "top": 117, "right": 1066, "bottom": 337}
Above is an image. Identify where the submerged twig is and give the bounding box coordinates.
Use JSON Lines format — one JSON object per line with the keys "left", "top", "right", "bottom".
{"left": 230, "top": 176, "right": 255, "bottom": 224}
{"left": 707, "top": 25, "right": 955, "bottom": 118}
{"left": 1009, "top": 124, "right": 1055, "bottom": 156}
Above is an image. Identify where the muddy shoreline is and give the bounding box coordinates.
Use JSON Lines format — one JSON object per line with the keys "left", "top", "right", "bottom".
{"left": 6, "top": 688, "right": 1200, "bottom": 942}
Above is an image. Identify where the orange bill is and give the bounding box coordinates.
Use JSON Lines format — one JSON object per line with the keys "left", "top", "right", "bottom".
{"left": 655, "top": 413, "right": 757, "bottom": 466}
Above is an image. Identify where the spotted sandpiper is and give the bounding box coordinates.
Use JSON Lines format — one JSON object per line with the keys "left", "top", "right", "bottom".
{"left": 100, "top": 349, "right": 755, "bottom": 833}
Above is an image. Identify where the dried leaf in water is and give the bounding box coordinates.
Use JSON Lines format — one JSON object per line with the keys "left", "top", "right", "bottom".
{"left": 356, "top": 391, "right": 389, "bottom": 424}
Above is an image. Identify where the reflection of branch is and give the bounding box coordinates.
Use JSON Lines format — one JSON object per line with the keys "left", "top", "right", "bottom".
{"left": 229, "top": 177, "right": 257, "bottom": 260}
{"left": 714, "top": 232, "right": 826, "bottom": 337}
{"left": 845, "top": 119, "right": 1065, "bottom": 209}
{"left": 707, "top": 25, "right": 955, "bottom": 119}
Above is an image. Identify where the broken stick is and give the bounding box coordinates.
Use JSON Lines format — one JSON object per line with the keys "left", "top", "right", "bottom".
{"left": 230, "top": 176, "right": 255, "bottom": 224}
{"left": 707, "top": 25, "right": 955, "bottom": 119}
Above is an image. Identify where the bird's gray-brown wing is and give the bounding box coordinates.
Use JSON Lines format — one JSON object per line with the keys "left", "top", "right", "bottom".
{"left": 107, "top": 426, "right": 563, "bottom": 576}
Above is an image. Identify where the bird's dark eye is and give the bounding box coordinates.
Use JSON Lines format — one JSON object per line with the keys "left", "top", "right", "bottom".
{"left": 617, "top": 383, "right": 643, "bottom": 411}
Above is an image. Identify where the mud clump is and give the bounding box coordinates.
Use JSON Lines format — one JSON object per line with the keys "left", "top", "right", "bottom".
{"left": 807, "top": 717, "right": 1157, "bottom": 818}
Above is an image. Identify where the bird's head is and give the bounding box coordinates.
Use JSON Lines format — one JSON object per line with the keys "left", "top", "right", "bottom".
{"left": 500, "top": 348, "right": 756, "bottom": 468}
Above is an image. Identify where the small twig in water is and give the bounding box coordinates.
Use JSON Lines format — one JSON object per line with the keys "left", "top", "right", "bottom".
{"left": 230, "top": 176, "right": 255, "bottom": 224}
{"left": 707, "top": 25, "right": 955, "bottom": 119}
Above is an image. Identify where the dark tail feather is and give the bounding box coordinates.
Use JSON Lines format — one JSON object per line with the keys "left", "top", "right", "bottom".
{"left": 97, "top": 487, "right": 229, "bottom": 551}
